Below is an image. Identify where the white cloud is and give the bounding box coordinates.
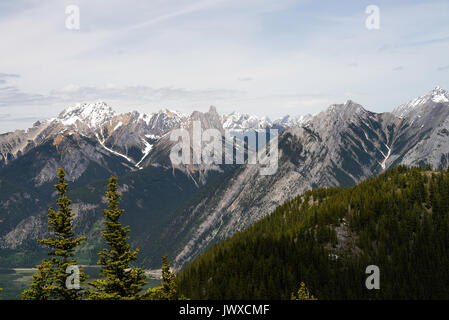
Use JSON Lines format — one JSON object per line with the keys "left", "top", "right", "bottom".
{"left": 0, "top": 73, "right": 20, "bottom": 78}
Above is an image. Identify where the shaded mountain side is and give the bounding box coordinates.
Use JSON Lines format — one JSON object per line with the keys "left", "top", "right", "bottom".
{"left": 0, "top": 162, "right": 239, "bottom": 268}
{"left": 177, "top": 166, "right": 449, "bottom": 299}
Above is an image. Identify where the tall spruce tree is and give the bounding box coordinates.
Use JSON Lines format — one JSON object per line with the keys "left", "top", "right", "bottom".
{"left": 22, "top": 168, "right": 86, "bottom": 300}
{"left": 143, "top": 255, "right": 182, "bottom": 300}
{"left": 159, "top": 254, "right": 178, "bottom": 300}
{"left": 88, "top": 176, "right": 146, "bottom": 300}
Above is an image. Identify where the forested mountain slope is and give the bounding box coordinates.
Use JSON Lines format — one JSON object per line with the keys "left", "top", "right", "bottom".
{"left": 177, "top": 166, "right": 449, "bottom": 299}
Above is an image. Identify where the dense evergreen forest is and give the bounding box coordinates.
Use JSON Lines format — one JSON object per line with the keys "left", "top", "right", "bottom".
{"left": 177, "top": 166, "right": 449, "bottom": 299}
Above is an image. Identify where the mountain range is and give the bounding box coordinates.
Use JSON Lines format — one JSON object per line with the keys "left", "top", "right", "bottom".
{"left": 0, "top": 86, "right": 448, "bottom": 269}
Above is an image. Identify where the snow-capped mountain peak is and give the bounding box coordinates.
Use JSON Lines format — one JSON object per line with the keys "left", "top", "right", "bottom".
{"left": 429, "top": 86, "right": 449, "bottom": 103}
{"left": 273, "top": 114, "right": 312, "bottom": 128}
{"left": 137, "top": 108, "right": 185, "bottom": 125}
{"left": 394, "top": 86, "right": 449, "bottom": 118}
{"left": 222, "top": 112, "right": 272, "bottom": 131}
{"left": 222, "top": 111, "right": 312, "bottom": 132}
{"left": 58, "top": 101, "right": 116, "bottom": 128}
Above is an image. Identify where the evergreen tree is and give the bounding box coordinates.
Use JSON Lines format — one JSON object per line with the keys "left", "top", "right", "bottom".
{"left": 143, "top": 255, "right": 185, "bottom": 300}
{"left": 88, "top": 176, "right": 146, "bottom": 300}
{"left": 22, "top": 261, "right": 54, "bottom": 300}
{"left": 160, "top": 254, "right": 178, "bottom": 299}
{"left": 291, "top": 282, "right": 317, "bottom": 300}
{"left": 23, "top": 168, "right": 86, "bottom": 300}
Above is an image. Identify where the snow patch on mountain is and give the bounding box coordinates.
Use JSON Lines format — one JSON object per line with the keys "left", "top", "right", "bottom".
{"left": 222, "top": 112, "right": 311, "bottom": 132}
{"left": 394, "top": 86, "right": 449, "bottom": 118}
{"left": 222, "top": 112, "right": 271, "bottom": 131}
{"left": 136, "top": 139, "right": 153, "bottom": 169}
{"left": 273, "top": 114, "right": 312, "bottom": 128}
{"left": 380, "top": 144, "right": 391, "bottom": 170}
{"left": 58, "top": 101, "right": 116, "bottom": 128}
{"left": 96, "top": 133, "right": 134, "bottom": 163}
{"left": 113, "top": 122, "right": 123, "bottom": 131}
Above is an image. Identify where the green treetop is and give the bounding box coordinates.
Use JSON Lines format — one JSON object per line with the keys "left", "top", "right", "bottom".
{"left": 143, "top": 254, "right": 184, "bottom": 300}
{"left": 291, "top": 282, "right": 317, "bottom": 300}
{"left": 88, "top": 176, "right": 146, "bottom": 300}
{"left": 23, "top": 168, "right": 86, "bottom": 300}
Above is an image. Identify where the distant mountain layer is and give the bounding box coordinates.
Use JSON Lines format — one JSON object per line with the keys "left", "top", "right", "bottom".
{"left": 1, "top": 86, "right": 449, "bottom": 270}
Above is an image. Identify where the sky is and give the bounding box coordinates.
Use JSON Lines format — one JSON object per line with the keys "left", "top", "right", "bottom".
{"left": 0, "top": 0, "right": 448, "bottom": 133}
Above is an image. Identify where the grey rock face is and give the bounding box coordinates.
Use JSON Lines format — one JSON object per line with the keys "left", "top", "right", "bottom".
{"left": 142, "top": 106, "right": 227, "bottom": 184}
{"left": 390, "top": 87, "right": 449, "bottom": 169}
